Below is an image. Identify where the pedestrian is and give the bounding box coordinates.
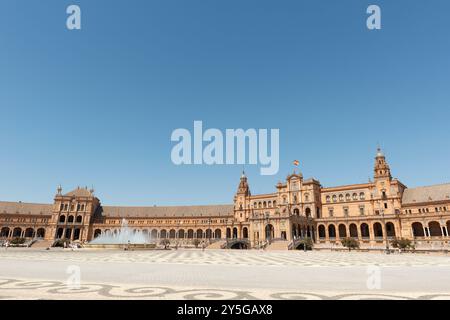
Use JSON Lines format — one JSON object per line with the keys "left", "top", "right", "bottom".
{"left": 5, "top": 240, "right": 9, "bottom": 251}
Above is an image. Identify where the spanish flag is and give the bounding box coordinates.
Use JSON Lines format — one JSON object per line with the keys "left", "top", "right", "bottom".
{"left": 293, "top": 160, "right": 299, "bottom": 166}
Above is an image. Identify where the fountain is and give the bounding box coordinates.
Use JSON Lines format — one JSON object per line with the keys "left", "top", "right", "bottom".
{"left": 85, "top": 219, "right": 157, "bottom": 249}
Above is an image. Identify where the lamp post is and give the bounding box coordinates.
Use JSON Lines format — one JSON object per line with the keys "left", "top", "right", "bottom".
{"left": 265, "top": 212, "right": 271, "bottom": 245}
{"left": 381, "top": 208, "right": 390, "bottom": 254}
{"left": 208, "top": 218, "right": 212, "bottom": 244}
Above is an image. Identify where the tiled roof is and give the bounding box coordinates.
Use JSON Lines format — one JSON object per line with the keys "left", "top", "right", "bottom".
{"left": 402, "top": 183, "right": 450, "bottom": 205}
{"left": 63, "top": 187, "right": 93, "bottom": 197}
{"left": 0, "top": 201, "right": 53, "bottom": 215}
{"left": 101, "top": 204, "right": 234, "bottom": 218}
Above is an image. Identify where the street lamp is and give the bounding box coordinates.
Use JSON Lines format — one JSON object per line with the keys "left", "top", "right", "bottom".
{"left": 381, "top": 208, "right": 390, "bottom": 254}
{"left": 265, "top": 212, "right": 271, "bottom": 245}
{"left": 208, "top": 218, "right": 212, "bottom": 244}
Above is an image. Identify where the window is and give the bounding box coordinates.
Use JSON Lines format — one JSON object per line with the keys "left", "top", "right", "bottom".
{"left": 345, "top": 193, "right": 350, "bottom": 201}
{"left": 384, "top": 203, "right": 388, "bottom": 209}
{"left": 326, "top": 196, "right": 331, "bottom": 203}
{"left": 332, "top": 195, "right": 337, "bottom": 203}
{"left": 343, "top": 207, "right": 349, "bottom": 217}
{"left": 352, "top": 193, "right": 358, "bottom": 200}
{"left": 359, "top": 192, "right": 365, "bottom": 200}
{"left": 359, "top": 205, "right": 365, "bottom": 215}
{"left": 339, "top": 194, "right": 344, "bottom": 202}
{"left": 328, "top": 208, "right": 334, "bottom": 217}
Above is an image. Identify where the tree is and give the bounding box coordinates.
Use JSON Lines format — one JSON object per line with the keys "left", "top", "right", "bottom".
{"left": 10, "top": 237, "right": 26, "bottom": 245}
{"left": 160, "top": 239, "right": 170, "bottom": 249}
{"left": 390, "top": 238, "right": 414, "bottom": 251}
{"left": 341, "top": 237, "right": 360, "bottom": 251}
{"left": 297, "top": 237, "right": 313, "bottom": 250}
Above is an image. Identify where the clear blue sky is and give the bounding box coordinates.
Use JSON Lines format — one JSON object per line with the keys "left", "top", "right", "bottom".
{"left": 1, "top": 0, "right": 449, "bottom": 205}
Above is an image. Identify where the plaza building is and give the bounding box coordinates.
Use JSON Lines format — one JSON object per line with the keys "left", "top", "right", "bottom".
{"left": 1, "top": 148, "right": 450, "bottom": 250}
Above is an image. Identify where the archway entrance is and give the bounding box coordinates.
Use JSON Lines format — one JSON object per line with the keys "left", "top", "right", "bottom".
{"left": 232, "top": 227, "right": 238, "bottom": 239}
{"left": 412, "top": 222, "right": 424, "bottom": 237}
{"left": 265, "top": 224, "right": 274, "bottom": 241}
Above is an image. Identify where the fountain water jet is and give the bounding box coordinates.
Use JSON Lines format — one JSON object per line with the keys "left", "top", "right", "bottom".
{"left": 86, "top": 219, "right": 157, "bottom": 249}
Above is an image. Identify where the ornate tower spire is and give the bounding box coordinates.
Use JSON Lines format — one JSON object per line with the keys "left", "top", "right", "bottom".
{"left": 237, "top": 171, "right": 251, "bottom": 196}
{"left": 374, "top": 147, "right": 392, "bottom": 180}
{"left": 57, "top": 184, "right": 62, "bottom": 195}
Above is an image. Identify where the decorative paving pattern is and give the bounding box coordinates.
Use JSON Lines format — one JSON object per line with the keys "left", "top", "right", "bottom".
{"left": 1, "top": 278, "right": 450, "bottom": 300}
{"left": 1, "top": 249, "right": 450, "bottom": 267}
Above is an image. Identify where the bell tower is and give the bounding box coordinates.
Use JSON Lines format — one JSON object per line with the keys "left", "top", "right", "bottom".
{"left": 233, "top": 171, "right": 251, "bottom": 223}
{"left": 374, "top": 147, "right": 391, "bottom": 181}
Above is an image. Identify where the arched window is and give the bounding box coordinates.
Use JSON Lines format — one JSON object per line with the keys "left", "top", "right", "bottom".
{"left": 339, "top": 194, "right": 344, "bottom": 202}
{"left": 332, "top": 195, "right": 337, "bottom": 203}
{"left": 68, "top": 215, "right": 74, "bottom": 223}
{"left": 293, "top": 208, "right": 300, "bottom": 216}
{"left": 349, "top": 224, "right": 358, "bottom": 238}
{"left": 345, "top": 193, "right": 350, "bottom": 201}
{"left": 373, "top": 223, "right": 383, "bottom": 238}
{"left": 76, "top": 216, "right": 82, "bottom": 223}
{"left": 318, "top": 225, "right": 326, "bottom": 238}
{"left": 352, "top": 193, "right": 358, "bottom": 200}
{"left": 328, "top": 225, "right": 336, "bottom": 238}
{"left": 59, "top": 215, "right": 66, "bottom": 223}
{"left": 305, "top": 207, "right": 311, "bottom": 217}
{"left": 359, "top": 192, "right": 365, "bottom": 200}
{"left": 326, "top": 196, "right": 331, "bottom": 203}
{"left": 304, "top": 193, "right": 309, "bottom": 202}
{"left": 412, "top": 222, "right": 424, "bottom": 237}
{"left": 338, "top": 224, "right": 347, "bottom": 238}
{"left": 360, "top": 223, "right": 370, "bottom": 238}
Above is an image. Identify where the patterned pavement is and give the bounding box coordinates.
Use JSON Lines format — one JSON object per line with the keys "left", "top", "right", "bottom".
{"left": 1, "top": 248, "right": 450, "bottom": 267}
{"left": 1, "top": 248, "right": 450, "bottom": 300}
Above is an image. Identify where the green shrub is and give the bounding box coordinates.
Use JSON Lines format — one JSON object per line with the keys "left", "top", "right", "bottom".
{"left": 341, "top": 237, "right": 360, "bottom": 251}
{"left": 390, "top": 238, "right": 414, "bottom": 250}
{"left": 297, "top": 237, "right": 313, "bottom": 250}
{"left": 193, "top": 239, "right": 201, "bottom": 248}
{"left": 10, "top": 237, "right": 26, "bottom": 245}
{"left": 160, "top": 239, "right": 170, "bottom": 249}
{"left": 53, "top": 239, "right": 70, "bottom": 247}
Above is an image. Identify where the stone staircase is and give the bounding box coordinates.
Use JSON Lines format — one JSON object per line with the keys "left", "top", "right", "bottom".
{"left": 206, "top": 240, "right": 226, "bottom": 249}
{"left": 266, "top": 240, "right": 289, "bottom": 250}
{"left": 30, "top": 239, "right": 53, "bottom": 248}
